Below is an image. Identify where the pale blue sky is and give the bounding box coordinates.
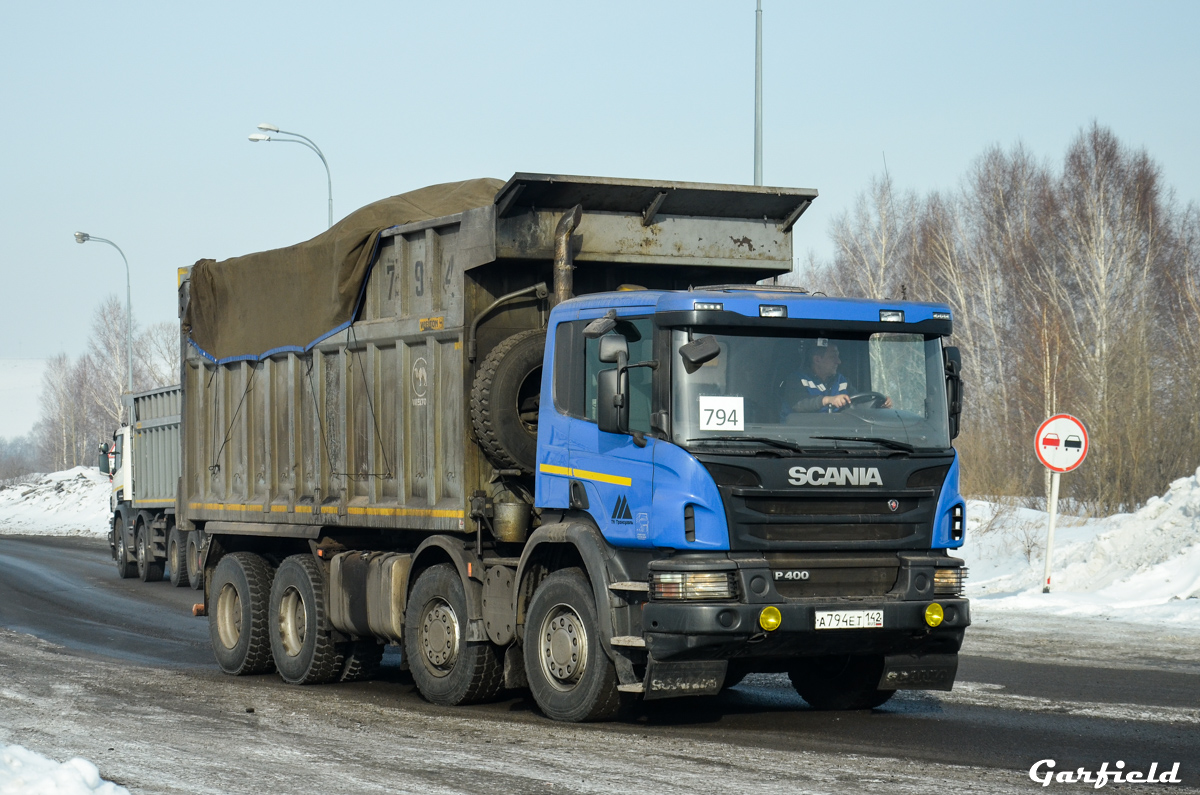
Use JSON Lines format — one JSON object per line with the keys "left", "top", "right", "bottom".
{"left": 2, "top": 0, "right": 1197, "bottom": 371}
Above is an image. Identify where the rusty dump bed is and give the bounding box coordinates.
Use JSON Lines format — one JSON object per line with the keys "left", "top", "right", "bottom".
{"left": 178, "top": 173, "right": 817, "bottom": 538}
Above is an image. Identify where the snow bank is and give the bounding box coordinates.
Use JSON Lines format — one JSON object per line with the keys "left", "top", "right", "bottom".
{"left": 962, "top": 467, "right": 1200, "bottom": 629}
{"left": 0, "top": 744, "right": 128, "bottom": 795}
{"left": 0, "top": 467, "right": 109, "bottom": 537}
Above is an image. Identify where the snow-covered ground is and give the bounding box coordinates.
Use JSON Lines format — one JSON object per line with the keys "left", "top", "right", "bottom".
{"left": 0, "top": 744, "right": 128, "bottom": 795}
{"left": 0, "top": 468, "right": 109, "bottom": 538}
{"left": 962, "top": 467, "right": 1200, "bottom": 630}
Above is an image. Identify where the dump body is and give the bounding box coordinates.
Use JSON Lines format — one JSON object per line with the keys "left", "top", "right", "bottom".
{"left": 179, "top": 175, "right": 817, "bottom": 538}
{"left": 123, "top": 385, "right": 181, "bottom": 508}
{"left": 106, "top": 385, "right": 183, "bottom": 583}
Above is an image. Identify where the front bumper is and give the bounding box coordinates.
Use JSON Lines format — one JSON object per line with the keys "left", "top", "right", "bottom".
{"left": 642, "top": 597, "right": 969, "bottom": 662}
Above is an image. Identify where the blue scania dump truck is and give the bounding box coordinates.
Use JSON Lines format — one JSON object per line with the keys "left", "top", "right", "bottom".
{"left": 180, "top": 174, "right": 967, "bottom": 722}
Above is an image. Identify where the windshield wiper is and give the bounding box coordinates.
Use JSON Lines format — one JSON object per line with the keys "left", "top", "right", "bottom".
{"left": 809, "top": 435, "right": 916, "bottom": 453}
{"left": 686, "top": 436, "right": 811, "bottom": 455}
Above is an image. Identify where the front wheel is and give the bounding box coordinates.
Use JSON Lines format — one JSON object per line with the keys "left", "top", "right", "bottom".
{"left": 113, "top": 516, "right": 136, "bottom": 579}
{"left": 789, "top": 654, "right": 893, "bottom": 710}
{"left": 404, "top": 564, "right": 503, "bottom": 706}
{"left": 523, "top": 567, "right": 622, "bottom": 722}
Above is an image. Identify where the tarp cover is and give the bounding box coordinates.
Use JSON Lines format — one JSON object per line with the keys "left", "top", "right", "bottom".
{"left": 185, "top": 178, "right": 504, "bottom": 363}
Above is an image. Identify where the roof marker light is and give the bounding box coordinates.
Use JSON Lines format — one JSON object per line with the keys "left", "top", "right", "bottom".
{"left": 933, "top": 311, "right": 951, "bottom": 321}
{"left": 759, "top": 305, "right": 786, "bottom": 318}
{"left": 880, "top": 310, "right": 904, "bottom": 323}
{"left": 694, "top": 302, "right": 723, "bottom": 311}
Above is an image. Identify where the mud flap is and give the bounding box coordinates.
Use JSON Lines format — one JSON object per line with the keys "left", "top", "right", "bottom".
{"left": 878, "top": 653, "right": 958, "bottom": 691}
{"left": 643, "top": 659, "right": 728, "bottom": 700}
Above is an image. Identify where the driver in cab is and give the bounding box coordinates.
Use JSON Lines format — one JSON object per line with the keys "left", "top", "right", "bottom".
{"left": 782, "top": 338, "right": 892, "bottom": 417}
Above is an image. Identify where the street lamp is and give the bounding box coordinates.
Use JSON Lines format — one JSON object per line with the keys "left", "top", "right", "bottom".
{"left": 248, "top": 123, "right": 333, "bottom": 228}
{"left": 74, "top": 232, "right": 133, "bottom": 394}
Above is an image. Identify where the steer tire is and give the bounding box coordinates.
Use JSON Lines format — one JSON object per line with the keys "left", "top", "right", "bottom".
{"left": 405, "top": 564, "right": 504, "bottom": 706}
{"left": 789, "top": 654, "right": 894, "bottom": 710}
{"left": 209, "top": 552, "right": 276, "bottom": 676}
{"left": 137, "top": 522, "right": 164, "bottom": 583}
{"left": 186, "top": 531, "right": 204, "bottom": 591}
{"left": 339, "top": 640, "right": 386, "bottom": 683}
{"left": 167, "top": 526, "right": 190, "bottom": 588}
{"left": 269, "top": 554, "right": 345, "bottom": 685}
{"left": 470, "top": 329, "right": 546, "bottom": 475}
{"left": 114, "top": 516, "right": 136, "bottom": 579}
{"left": 523, "top": 567, "right": 623, "bottom": 722}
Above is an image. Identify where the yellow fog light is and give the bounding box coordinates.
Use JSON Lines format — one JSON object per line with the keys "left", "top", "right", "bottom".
{"left": 925, "top": 603, "right": 944, "bottom": 627}
{"left": 758, "top": 606, "right": 782, "bottom": 631}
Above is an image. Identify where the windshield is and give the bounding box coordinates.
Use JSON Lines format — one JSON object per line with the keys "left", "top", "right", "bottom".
{"left": 671, "top": 329, "right": 951, "bottom": 452}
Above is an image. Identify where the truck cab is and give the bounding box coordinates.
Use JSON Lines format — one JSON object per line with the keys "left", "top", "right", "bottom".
{"left": 532, "top": 286, "right": 967, "bottom": 705}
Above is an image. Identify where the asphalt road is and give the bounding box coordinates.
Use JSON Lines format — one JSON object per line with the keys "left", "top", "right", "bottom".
{"left": 0, "top": 534, "right": 1196, "bottom": 794}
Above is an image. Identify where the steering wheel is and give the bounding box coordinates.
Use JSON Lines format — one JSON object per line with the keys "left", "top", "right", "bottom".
{"left": 847, "top": 391, "right": 888, "bottom": 408}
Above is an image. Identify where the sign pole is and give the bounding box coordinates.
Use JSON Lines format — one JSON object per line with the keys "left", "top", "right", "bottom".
{"left": 1042, "top": 471, "right": 1061, "bottom": 593}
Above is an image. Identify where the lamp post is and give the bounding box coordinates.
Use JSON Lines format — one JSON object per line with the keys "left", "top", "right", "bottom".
{"left": 754, "top": 0, "right": 763, "bottom": 186}
{"left": 74, "top": 232, "right": 133, "bottom": 394}
{"left": 249, "top": 124, "right": 333, "bottom": 228}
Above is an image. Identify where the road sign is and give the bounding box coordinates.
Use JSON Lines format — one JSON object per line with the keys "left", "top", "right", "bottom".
{"left": 1035, "top": 414, "right": 1088, "bottom": 473}
{"left": 1034, "top": 413, "right": 1088, "bottom": 593}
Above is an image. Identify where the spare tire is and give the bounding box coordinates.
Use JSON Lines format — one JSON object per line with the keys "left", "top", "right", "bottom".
{"left": 471, "top": 329, "right": 546, "bottom": 474}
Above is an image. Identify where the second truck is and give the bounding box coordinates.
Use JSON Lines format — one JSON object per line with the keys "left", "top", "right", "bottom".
{"left": 178, "top": 174, "right": 968, "bottom": 721}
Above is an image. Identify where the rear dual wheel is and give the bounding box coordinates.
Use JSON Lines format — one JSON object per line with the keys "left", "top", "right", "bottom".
{"left": 210, "top": 552, "right": 276, "bottom": 675}
{"left": 405, "top": 564, "right": 503, "bottom": 706}
{"left": 136, "top": 521, "right": 164, "bottom": 582}
{"left": 269, "top": 555, "right": 344, "bottom": 685}
{"left": 186, "top": 531, "right": 204, "bottom": 590}
{"left": 167, "top": 526, "right": 190, "bottom": 588}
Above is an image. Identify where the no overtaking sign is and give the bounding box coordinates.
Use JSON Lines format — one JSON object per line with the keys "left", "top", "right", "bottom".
{"left": 1035, "top": 414, "right": 1088, "bottom": 472}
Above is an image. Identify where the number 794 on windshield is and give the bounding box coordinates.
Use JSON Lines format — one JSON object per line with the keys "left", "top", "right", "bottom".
{"left": 699, "top": 396, "right": 745, "bottom": 431}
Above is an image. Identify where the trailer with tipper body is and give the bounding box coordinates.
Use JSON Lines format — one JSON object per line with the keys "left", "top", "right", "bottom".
{"left": 180, "top": 174, "right": 968, "bottom": 720}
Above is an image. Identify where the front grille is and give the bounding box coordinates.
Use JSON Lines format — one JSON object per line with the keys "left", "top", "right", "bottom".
{"left": 766, "top": 553, "right": 900, "bottom": 598}
{"left": 748, "top": 523, "right": 919, "bottom": 542}
{"left": 743, "top": 497, "right": 921, "bottom": 516}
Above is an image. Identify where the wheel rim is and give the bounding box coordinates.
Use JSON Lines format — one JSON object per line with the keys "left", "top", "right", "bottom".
{"left": 216, "top": 583, "right": 242, "bottom": 649}
{"left": 418, "top": 597, "right": 460, "bottom": 677}
{"left": 117, "top": 530, "right": 126, "bottom": 562}
{"left": 168, "top": 538, "right": 178, "bottom": 570}
{"left": 538, "top": 602, "right": 588, "bottom": 691}
{"left": 137, "top": 532, "right": 146, "bottom": 568}
{"left": 277, "top": 585, "right": 307, "bottom": 658}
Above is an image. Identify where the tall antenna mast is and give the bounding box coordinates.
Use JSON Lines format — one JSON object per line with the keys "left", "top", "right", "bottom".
{"left": 754, "top": 0, "right": 763, "bottom": 186}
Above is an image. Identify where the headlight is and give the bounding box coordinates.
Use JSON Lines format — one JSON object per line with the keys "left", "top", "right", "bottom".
{"left": 650, "top": 571, "right": 738, "bottom": 601}
{"left": 933, "top": 567, "right": 967, "bottom": 595}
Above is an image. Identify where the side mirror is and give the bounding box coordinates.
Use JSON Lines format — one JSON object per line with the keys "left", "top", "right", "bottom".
{"left": 583, "top": 310, "right": 617, "bottom": 340}
{"left": 944, "top": 346, "right": 963, "bottom": 439}
{"left": 597, "top": 367, "right": 629, "bottom": 434}
{"left": 678, "top": 335, "right": 721, "bottom": 373}
{"left": 598, "top": 334, "right": 628, "bottom": 364}
{"left": 98, "top": 443, "right": 110, "bottom": 474}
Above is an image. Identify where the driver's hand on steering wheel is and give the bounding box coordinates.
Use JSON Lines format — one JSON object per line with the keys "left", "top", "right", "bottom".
{"left": 881, "top": 396, "right": 893, "bottom": 408}
{"left": 822, "top": 394, "right": 852, "bottom": 409}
